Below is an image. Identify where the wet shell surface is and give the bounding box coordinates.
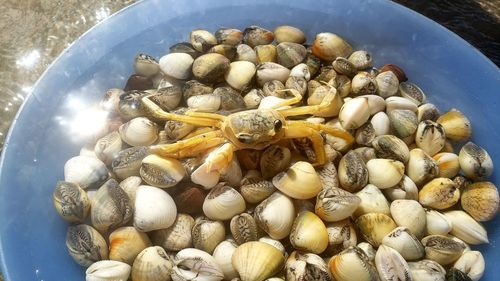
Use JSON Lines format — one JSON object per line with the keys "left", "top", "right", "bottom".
{"left": 203, "top": 184, "right": 246, "bottom": 221}
{"left": 382, "top": 226, "right": 425, "bottom": 261}
{"left": 133, "top": 185, "right": 177, "bottom": 232}
{"left": 91, "top": 179, "right": 133, "bottom": 233}
{"left": 192, "top": 217, "right": 226, "bottom": 254}
{"left": 254, "top": 192, "right": 295, "bottom": 240}
{"left": 232, "top": 241, "right": 285, "bottom": 281}
{"left": 150, "top": 213, "right": 194, "bottom": 251}
{"left": 213, "top": 239, "right": 239, "bottom": 280}
{"left": 461, "top": 181, "right": 499, "bottom": 222}
{"left": 311, "top": 32, "right": 352, "bottom": 61}
{"left": 119, "top": 117, "right": 158, "bottom": 147}
{"left": 458, "top": 142, "right": 493, "bottom": 180}
{"left": 140, "top": 154, "right": 186, "bottom": 188}
{"left": 64, "top": 155, "right": 108, "bottom": 189}
{"left": 86, "top": 260, "right": 131, "bottom": 281}
{"left": 315, "top": 187, "right": 361, "bottom": 222}
{"left": 419, "top": 178, "right": 460, "bottom": 210}
{"left": 131, "top": 246, "right": 174, "bottom": 281}
{"left": 109, "top": 226, "right": 152, "bottom": 265}
{"left": 66, "top": 224, "right": 108, "bottom": 267}
{"left": 289, "top": 211, "right": 329, "bottom": 254}
{"left": 159, "top": 52, "right": 194, "bottom": 79}
{"left": 272, "top": 161, "right": 321, "bottom": 199}
{"left": 53, "top": 181, "right": 90, "bottom": 223}
{"left": 355, "top": 213, "right": 397, "bottom": 247}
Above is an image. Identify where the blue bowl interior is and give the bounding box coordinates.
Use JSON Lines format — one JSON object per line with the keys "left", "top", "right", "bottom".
{"left": 1, "top": 0, "right": 499, "bottom": 280}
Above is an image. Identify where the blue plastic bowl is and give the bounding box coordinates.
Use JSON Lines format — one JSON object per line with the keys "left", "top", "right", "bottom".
{"left": 1, "top": 0, "right": 499, "bottom": 280}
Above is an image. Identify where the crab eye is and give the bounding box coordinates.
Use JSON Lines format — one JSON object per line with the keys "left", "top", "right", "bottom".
{"left": 274, "top": 120, "right": 282, "bottom": 132}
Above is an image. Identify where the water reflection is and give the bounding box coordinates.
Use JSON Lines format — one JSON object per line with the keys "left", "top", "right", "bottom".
{"left": 15, "top": 50, "right": 40, "bottom": 69}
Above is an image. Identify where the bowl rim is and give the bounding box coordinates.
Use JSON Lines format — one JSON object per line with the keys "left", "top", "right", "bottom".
{"left": 1, "top": 0, "right": 499, "bottom": 279}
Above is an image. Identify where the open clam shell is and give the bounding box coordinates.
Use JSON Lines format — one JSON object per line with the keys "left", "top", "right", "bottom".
{"left": 86, "top": 260, "right": 131, "bottom": 281}
{"left": 172, "top": 248, "right": 224, "bottom": 281}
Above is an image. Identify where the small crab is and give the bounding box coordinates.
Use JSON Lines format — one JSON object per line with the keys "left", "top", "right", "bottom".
{"left": 142, "top": 89, "right": 354, "bottom": 188}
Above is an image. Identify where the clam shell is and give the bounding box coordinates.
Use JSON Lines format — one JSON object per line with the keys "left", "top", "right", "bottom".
{"left": 101, "top": 88, "right": 124, "bottom": 113}
{"left": 255, "top": 44, "right": 277, "bottom": 63}
{"left": 66, "top": 224, "right": 108, "bottom": 267}
{"left": 406, "top": 148, "right": 439, "bottom": 187}
{"left": 86, "top": 260, "right": 131, "bottom": 281}
{"left": 159, "top": 52, "right": 194, "bottom": 80}
{"left": 243, "top": 25, "right": 274, "bottom": 47}
{"left": 376, "top": 71, "right": 399, "bottom": 98}
{"left": 263, "top": 80, "right": 285, "bottom": 98}
{"left": 272, "top": 161, "right": 321, "bottom": 199}
{"left": 446, "top": 268, "right": 473, "bottom": 281}
{"left": 150, "top": 213, "right": 194, "bottom": 251}
{"left": 274, "top": 25, "right": 306, "bottom": 44}
{"left": 203, "top": 185, "right": 246, "bottom": 221}
{"left": 149, "top": 85, "right": 183, "bottom": 111}
{"left": 91, "top": 179, "right": 133, "bottom": 233}
{"left": 290, "top": 211, "right": 329, "bottom": 254}
{"left": 169, "top": 42, "right": 200, "bottom": 58}
{"left": 348, "top": 50, "right": 373, "bottom": 70}
{"left": 192, "top": 217, "right": 226, "bottom": 254}
{"left": 220, "top": 156, "right": 243, "bottom": 187}
{"left": 254, "top": 192, "right": 295, "bottom": 240}
{"left": 236, "top": 44, "right": 258, "bottom": 64}
{"left": 458, "top": 142, "right": 493, "bottom": 180}
{"left": 370, "top": 112, "right": 391, "bottom": 136}
{"left": 285, "top": 251, "right": 332, "bottom": 281}
{"left": 118, "top": 176, "right": 142, "bottom": 203}
{"left": 173, "top": 186, "right": 206, "bottom": 215}
{"left": 240, "top": 179, "right": 276, "bottom": 204}
{"left": 243, "top": 89, "right": 265, "bottom": 109}
{"left": 461, "top": 181, "right": 499, "bottom": 222}
{"left": 209, "top": 44, "right": 237, "bottom": 60}
{"left": 192, "top": 53, "right": 230, "bottom": 83}
{"left": 315, "top": 187, "right": 361, "bottom": 222}
{"left": 418, "top": 103, "right": 441, "bottom": 123}
{"left": 399, "top": 82, "right": 426, "bottom": 105}
{"left": 385, "top": 96, "right": 418, "bottom": 113}
{"left": 443, "top": 211, "right": 489, "bottom": 245}
{"left": 366, "top": 158, "right": 405, "bottom": 189}
{"left": 338, "top": 151, "right": 368, "bottom": 192}
{"left": 425, "top": 210, "right": 452, "bottom": 236}
{"left": 351, "top": 72, "right": 378, "bottom": 96}
{"left": 53, "top": 181, "right": 90, "bottom": 223}
{"left": 213, "top": 239, "right": 239, "bottom": 280}
{"left": 339, "top": 97, "right": 370, "bottom": 130}
{"left": 357, "top": 242, "right": 376, "bottom": 261}
{"left": 64, "top": 155, "right": 108, "bottom": 189}
{"left": 119, "top": 117, "right": 158, "bottom": 147}
{"left": 215, "top": 28, "right": 243, "bottom": 46}
{"left": 383, "top": 175, "right": 418, "bottom": 201}
{"left": 285, "top": 76, "right": 308, "bottom": 96}
{"left": 390, "top": 199, "right": 426, "bottom": 238}
{"left": 419, "top": 178, "right": 459, "bottom": 210}
{"left": 355, "top": 213, "right": 397, "bottom": 247}
{"left": 328, "top": 246, "right": 378, "bottom": 281}
{"left": 408, "top": 259, "right": 446, "bottom": 281}
{"left": 318, "top": 161, "right": 340, "bottom": 190}
{"left": 225, "top": 61, "right": 256, "bottom": 90}
{"left": 453, "top": 251, "right": 485, "bottom": 281}
{"left": 436, "top": 109, "right": 471, "bottom": 142}
{"left": 187, "top": 94, "right": 222, "bottom": 113}
{"left": 380, "top": 64, "right": 407, "bottom": 82}
{"left": 290, "top": 63, "right": 310, "bottom": 80}
{"left": 354, "top": 184, "right": 391, "bottom": 217}
{"left": 163, "top": 108, "right": 196, "bottom": 141}
{"left": 140, "top": 155, "right": 185, "bottom": 188}
{"left": 311, "top": 32, "right": 352, "bottom": 61}
{"left": 325, "top": 219, "right": 357, "bottom": 256}
{"left": 94, "top": 131, "right": 122, "bottom": 165}
{"left": 190, "top": 29, "right": 217, "bottom": 52}
{"left": 375, "top": 244, "right": 412, "bottom": 281}
{"left": 421, "top": 235, "right": 466, "bottom": 265}
{"left": 109, "top": 226, "right": 152, "bottom": 265}
{"left": 388, "top": 109, "right": 418, "bottom": 139}
{"left": 173, "top": 248, "right": 224, "bottom": 281}
{"left": 355, "top": 122, "right": 376, "bottom": 146}
{"left": 232, "top": 241, "right": 285, "bottom": 281}
{"left": 118, "top": 90, "right": 147, "bottom": 120}
{"left": 382, "top": 227, "right": 425, "bottom": 261}
{"left": 182, "top": 79, "right": 213, "bottom": 99}
{"left": 372, "top": 135, "right": 410, "bottom": 163}
{"left": 433, "top": 152, "right": 460, "bottom": 179}
{"left": 415, "top": 120, "right": 446, "bottom": 156}
{"left": 231, "top": 213, "right": 260, "bottom": 245}
{"left": 132, "top": 246, "right": 174, "bottom": 281}
{"left": 324, "top": 118, "right": 352, "bottom": 152}
{"left": 333, "top": 57, "right": 357, "bottom": 78}
{"left": 256, "top": 62, "right": 290, "bottom": 86}
{"left": 133, "top": 185, "right": 177, "bottom": 232}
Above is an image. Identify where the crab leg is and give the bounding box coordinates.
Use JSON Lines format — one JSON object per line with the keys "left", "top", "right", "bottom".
{"left": 185, "top": 111, "right": 226, "bottom": 121}
{"left": 142, "top": 96, "right": 222, "bottom": 127}
{"left": 269, "top": 89, "right": 303, "bottom": 109}
{"left": 149, "top": 130, "right": 225, "bottom": 156}
{"left": 287, "top": 120, "right": 355, "bottom": 145}
{"left": 277, "top": 87, "right": 340, "bottom": 117}
{"left": 191, "top": 142, "right": 237, "bottom": 189}
{"left": 283, "top": 122, "right": 327, "bottom": 166}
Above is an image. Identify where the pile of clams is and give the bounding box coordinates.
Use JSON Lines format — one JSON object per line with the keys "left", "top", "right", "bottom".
{"left": 54, "top": 25, "right": 497, "bottom": 281}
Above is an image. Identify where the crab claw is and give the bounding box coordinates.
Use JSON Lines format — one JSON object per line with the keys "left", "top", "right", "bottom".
{"left": 190, "top": 143, "right": 235, "bottom": 189}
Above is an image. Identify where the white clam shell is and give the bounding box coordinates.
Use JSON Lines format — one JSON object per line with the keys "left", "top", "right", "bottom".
{"left": 370, "top": 111, "right": 391, "bottom": 136}
{"left": 172, "top": 248, "right": 224, "bottom": 281}
{"left": 290, "top": 63, "right": 311, "bottom": 80}
{"left": 254, "top": 192, "right": 295, "bottom": 240}
{"left": 132, "top": 246, "right": 174, "bottom": 281}
{"left": 338, "top": 97, "right": 370, "bottom": 130}
{"left": 187, "top": 94, "right": 222, "bottom": 113}
{"left": 118, "top": 176, "right": 141, "bottom": 203}
{"left": 366, "top": 158, "right": 405, "bottom": 189}
{"left": 382, "top": 227, "right": 425, "bottom": 261}
{"left": 225, "top": 61, "right": 256, "bottom": 90}
{"left": 425, "top": 210, "right": 452, "bottom": 236}
{"left": 64, "top": 155, "right": 108, "bottom": 189}
{"left": 94, "top": 131, "right": 123, "bottom": 165}
{"left": 386, "top": 96, "right": 418, "bottom": 113}
{"left": 133, "top": 185, "right": 177, "bottom": 232}
{"left": 375, "top": 244, "right": 412, "bottom": 281}
{"left": 390, "top": 199, "right": 426, "bottom": 238}
{"left": 159, "top": 53, "right": 194, "bottom": 79}
{"left": 203, "top": 185, "right": 246, "bottom": 221}
{"left": 86, "top": 260, "right": 131, "bottom": 281}
{"left": 119, "top": 117, "right": 159, "bottom": 147}
{"left": 256, "top": 62, "right": 290, "bottom": 86}
{"left": 443, "top": 210, "right": 489, "bottom": 245}
{"left": 453, "top": 251, "right": 485, "bottom": 281}
{"left": 213, "top": 239, "right": 239, "bottom": 280}
{"left": 354, "top": 184, "right": 390, "bottom": 217}
{"left": 408, "top": 259, "right": 446, "bottom": 281}
{"left": 376, "top": 71, "right": 399, "bottom": 98}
